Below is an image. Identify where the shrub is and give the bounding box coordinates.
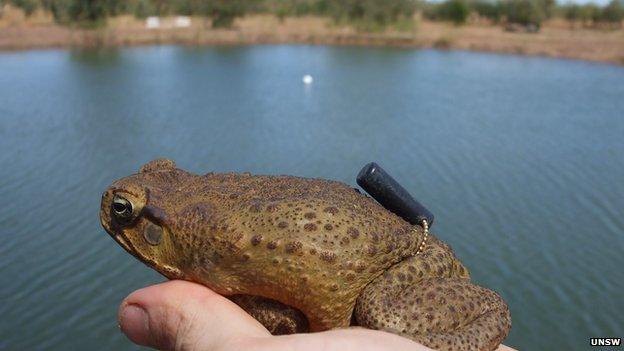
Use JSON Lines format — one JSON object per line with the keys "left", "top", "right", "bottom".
{"left": 424, "top": 0, "right": 469, "bottom": 24}
{"left": 440, "top": 0, "right": 469, "bottom": 24}
{"left": 561, "top": 3, "right": 580, "bottom": 22}
{"left": 600, "top": 0, "right": 624, "bottom": 25}
{"left": 44, "top": 0, "right": 106, "bottom": 25}
{"left": 133, "top": 0, "right": 156, "bottom": 18}
{"left": 206, "top": 0, "right": 245, "bottom": 28}
{"left": 535, "top": 0, "right": 555, "bottom": 18}
{"left": 7, "top": 0, "right": 38, "bottom": 15}
{"left": 204, "top": 0, "right": 247, "bottom": 27}
{"left": 327, "top": 0, "right": 417, "bottom": 30}
{"left": 269, "top": 0, "right": 328, "bottom": 18}
{"left": 472, "top": 0, "right": 503, "bottom": 22}
{"left": 500, "top": 0, "right": 545, "bottom": 26}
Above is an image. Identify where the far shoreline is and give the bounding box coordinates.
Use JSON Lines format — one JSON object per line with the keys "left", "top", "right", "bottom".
{"left": 1, "top": 15, "right": 623, "bottom": 66}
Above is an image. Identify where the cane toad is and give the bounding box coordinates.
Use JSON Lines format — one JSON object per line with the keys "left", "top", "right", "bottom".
{"left": 100, "top": 159, "right": 511, "bottom": 351}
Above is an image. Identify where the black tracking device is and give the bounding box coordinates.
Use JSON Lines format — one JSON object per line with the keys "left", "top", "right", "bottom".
{"left": 356, "top": 162, "right": 434, "bottom": 227}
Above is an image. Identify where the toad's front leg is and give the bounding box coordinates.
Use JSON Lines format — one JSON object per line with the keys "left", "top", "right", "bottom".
{"left": 229, "top": 295, "right": 310, "bottom": 335}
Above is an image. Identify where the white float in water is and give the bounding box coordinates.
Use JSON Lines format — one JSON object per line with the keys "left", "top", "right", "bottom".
{"left": 302, "top": 74, "right": 313, "bottom": 85}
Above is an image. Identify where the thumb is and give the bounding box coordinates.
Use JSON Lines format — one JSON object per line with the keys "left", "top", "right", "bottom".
{"left": 118, "top": 280, "right": 270, "bottom": 351}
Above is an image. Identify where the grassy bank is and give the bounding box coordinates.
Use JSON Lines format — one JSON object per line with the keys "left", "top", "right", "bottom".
{"left": 1, "top": 6, "right": 623, "bottom": 65}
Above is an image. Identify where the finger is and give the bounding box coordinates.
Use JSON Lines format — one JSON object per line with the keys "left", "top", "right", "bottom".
{"left": 118, "top": 280, "right": 270, "bottom": 351}
{"left": 234, "top": 328, "right": 434, "bottom": 351}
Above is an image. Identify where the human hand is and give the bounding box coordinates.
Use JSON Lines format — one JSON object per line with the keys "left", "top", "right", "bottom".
{"left": 118, "top": 280, "right": 514, "bottom": 351}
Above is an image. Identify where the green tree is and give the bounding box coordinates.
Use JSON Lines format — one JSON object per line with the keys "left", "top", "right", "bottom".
{"left": 69, "top": 0, "right": 106, "bottom": 22}
{"left": 600, "top": 0, "right": 624, "bottom": 25}
{"left": 561, "top": 3, "right": 580, "bottom": 22}
{"left": 132, "top": 0, "right": 156, "bottom": 18}
{"left": 579, "top": 3, "right": 600, "bottom": 25}
{"left": 500, "top": 0, "right": 544, "bottom": 26}
{"left": 423, "top": 0, "right": 469, "bottom": 24}
{"left": 268, "top": 0, "right": 327, "bottom": 19}
{"left": 44, "top": 0, "right": 121, "bottom": 24}
{"left": 535, "top": 0, "right": 555, "bottom": 18}
{"left": 7, "top": 0, "right": 38, "bottom": 15}
{"left": 327, "top": 0, "right": 416, "bottom": 30}
{"left": 199, "top": 0, "right": 257, "bottom": 28}
{"left": 439, "top": 0, "right": 469, "bottom": 24}
{"left": 472, "top": 0, "right": 503, "bottom": 22}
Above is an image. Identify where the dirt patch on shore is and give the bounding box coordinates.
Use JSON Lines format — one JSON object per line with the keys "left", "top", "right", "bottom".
{"left": 1, "top": 7, "right": 623, "bottom": 65}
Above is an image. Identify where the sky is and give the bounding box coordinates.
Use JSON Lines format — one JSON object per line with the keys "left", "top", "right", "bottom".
{"left": 561, "top": 0, "right": 611, "bottom": 5}
{"left": 427, "top": 0, "right": 614, "bottom": 5}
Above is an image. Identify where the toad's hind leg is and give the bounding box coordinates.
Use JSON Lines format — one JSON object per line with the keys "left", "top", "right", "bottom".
{"left": 354, "top": 241, "right": 511, "bottom": 351}
{"left": 229, "top": 295, "right": 309, "bottom": 335}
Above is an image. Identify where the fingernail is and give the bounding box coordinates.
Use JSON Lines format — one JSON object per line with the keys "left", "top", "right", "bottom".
{"left": 120, "top": 304, "right": 149, "bottom": 345}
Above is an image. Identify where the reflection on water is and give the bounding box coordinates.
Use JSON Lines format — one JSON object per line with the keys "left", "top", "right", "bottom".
{"left": 1, "top": 46, "right": 623, "bottom": 350}
{"left": 70, "top": 48, "right": 121, "bottom": 65}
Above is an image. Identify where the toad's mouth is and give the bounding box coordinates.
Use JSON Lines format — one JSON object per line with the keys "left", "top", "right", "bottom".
{"left": 109, "top": 227, "right": 185, "bottom": 281}
{"left": 105, "top": 225, "right": 143, "bottom": 263}
{"left": 100, "top": 210, "right": 135, "bottom": 256}
{"left": 112, "top": 233, "right": 134, "bottom": 256}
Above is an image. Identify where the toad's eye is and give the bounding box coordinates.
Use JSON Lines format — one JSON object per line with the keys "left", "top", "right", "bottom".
{"left": 112, "top": 195, "right": 134, "bottom": 220}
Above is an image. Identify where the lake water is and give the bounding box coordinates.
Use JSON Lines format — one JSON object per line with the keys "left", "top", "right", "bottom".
{"left": 1, "top": 45, "right": 623, "bottom": 350}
